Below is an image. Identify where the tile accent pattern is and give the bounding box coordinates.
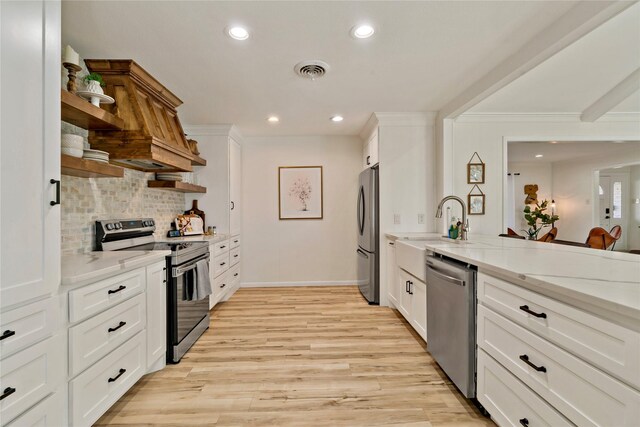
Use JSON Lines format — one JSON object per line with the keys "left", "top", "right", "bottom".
{"left": 61, "top": 123, "right": 185, "bottom": 254}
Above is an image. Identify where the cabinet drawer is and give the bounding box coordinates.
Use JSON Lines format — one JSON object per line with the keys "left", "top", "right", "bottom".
{"left": 212, "top": 239, "right": 230, "bottom": 257}
{"left": 478, "top": 272, "right": 640, "bottom": 389}
{"left": 230, "top": 247, "right": 240, "bottom": 266}
{"left": 212, "top": 252, "right": 229, "bottom": 278}
{"left": 0, "top": 335, "right": 64, "bottom": 425}
{"left": 0, "top": 298, "right": 58, "bottom": 359}
{"left": 478, "top": 349, "right": 573, "bottom": 427}
{"left": 70, "top": 331, "right": 145, "bottom": 427}
{"left": 69, "top": 268, "right": 145, "bottom": 323}
{"left": 6, "top": 387, "right": 66, "bottom": 427}
{"left": 69, "top": 293, "right": 146, "bottom": 377}
{"left": 230, "top": 236, "right": 241, "bottom": 249}
{"left": 214, "top": 270, "right": 230, "bottom": 293}
{"left": 229, "top": 263, "right": 240, "bottom": 286}
{"left": 478, "top": 305, "right": 640, "bottom": 427}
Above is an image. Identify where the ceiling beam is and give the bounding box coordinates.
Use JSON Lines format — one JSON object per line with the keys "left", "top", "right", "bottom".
{"left": 437, "top": 1, "right": 637, "bottom": 120}
{"left": 581, "top": 68, "right": 640, "bottom": 122}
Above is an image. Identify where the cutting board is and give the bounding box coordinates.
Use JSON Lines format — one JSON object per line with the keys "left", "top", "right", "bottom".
{"left": 184, "top": 200, "right": 205, "bottom": 229}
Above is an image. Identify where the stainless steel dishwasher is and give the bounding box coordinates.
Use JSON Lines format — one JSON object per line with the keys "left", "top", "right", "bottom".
{"left": 426, "top": 252, "right": 477, "bottom": 398}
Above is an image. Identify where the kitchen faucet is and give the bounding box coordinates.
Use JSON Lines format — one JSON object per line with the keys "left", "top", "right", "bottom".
{"left": 436, "top": 195, "right": 469, "bottom": 240}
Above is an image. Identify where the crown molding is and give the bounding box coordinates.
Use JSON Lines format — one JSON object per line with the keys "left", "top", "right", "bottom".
{"left": 183, "top": 124, "right": 243, "bottom": 141}
{"left": 455, "top": 112, "right": 640, "bottom": 123}
{"left": 359, "top": 112, "right": 437, "bottom": 139}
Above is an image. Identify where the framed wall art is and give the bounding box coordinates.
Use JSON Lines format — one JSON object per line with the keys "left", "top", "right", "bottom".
{"left": 278, "top": 166, "right": 323, "bottom": 220}
{"left": 468, "top": 184, "right": 485, "bottom": 215}
{"left": 467, "top": 152, "right": 485, "bottom": 184}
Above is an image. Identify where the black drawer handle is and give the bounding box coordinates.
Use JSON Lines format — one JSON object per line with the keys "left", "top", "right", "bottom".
{"left": 519, "top": 418, "right": 529, "bottom": 427}
{"left": 405, "top": 281, "right": 409, "bottom": 293}
{"left": 220, "top": 262, "right": 226, "bottom": 266}
{"left": 0, "top": 330, "right": 16, "bottom": 341}
{"left": 519, "top": 354, "right": 546, "bottom": 372}
{"left": 234, "top": 240, "right": 239, "bottom": 243}
{"left": 108, "top": 368, "right": 126, "bottom": 383}
{"left": 49, "top": 179, "right": 60, "bottom": 206}
{"left": 234, "top": 254, "right": 239, "bottom": 258}
{"left": 408, "top": 281, "right": 413, "bottom": 295}
{"left": 234, "top": 273, "right": 239, "bottom": 277}
{"left": 108, "top": 285, "right": 126, "bottom": 295}
{"left": 519, "top": 305, "right": 547, "bottom": 318}
{"left": 0, "top": 387, "right": 16, "bottom": 401}
{"left": 366, "top": 155, "right": 371, "bottom": 165}
{"left": 220, "top": 283, "right": 226, "bottom": 288}
{"left": 108, "top": 321, "right": 127, "bottom": 333}
{"left": 220, "top": 245, "right": 226, "bottom": 249}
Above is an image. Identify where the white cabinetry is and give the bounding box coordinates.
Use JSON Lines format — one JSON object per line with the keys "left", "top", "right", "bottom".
{"left": 0, "top": 2, "right": 64, "bottom": 425}
{"left": 208, "top": 236, "right": 242, "bottom": 308}
{"left": 386, "top": 240, "right": 399, "bottom": 307}
{"left": 230, "top": 138, "right": 242, "bottom": 236}
{"left": 362, "top": 129, "right": 379, "bottom": 169}
{"left": 477, "top": 272, "right": 640, "bottom": 427}
{"left": 146, "top": 261, "right": 166, "bottom": 371}
{"left": 1, "top": 0, "right": 60, "bottom": 310}
{"left": 397, "top": 269, "right": 427, "bottom": 341}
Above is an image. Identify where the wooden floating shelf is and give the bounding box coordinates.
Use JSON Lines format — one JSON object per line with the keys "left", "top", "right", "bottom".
{"left": 61, "top": 89, "right": 125, "bottom": 131}
{"left": 191, "top": 155, "right": 207, "bottom": 166}
{"left": 61, "top": 154, "right": 125, "bottom": 178}
{"left": 147, "top": 181, "right": 207, "bottom": 193}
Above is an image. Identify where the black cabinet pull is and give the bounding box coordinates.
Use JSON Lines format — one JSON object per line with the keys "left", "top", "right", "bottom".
{"left": 108, "top": 321, "right": 127, "bottom": 333}
{"left": 234, "top": 254, "right": 239, "bottom": 258}
{"left": 405, "top": 281, "right": 409, "bottom": 293}
{"left": 108, "top": 368, "right": 126, "bottom": 383}
{"left": 234, "top": 240, "right": 239, "bottom": 243}
{"left": 220, "top": 245, "right": 226, "bottom": 249}
{"left": 234, "top": 273, "right": 239, "bottom": 277}
{"left": 0, "top": 330, "right": 16, "bottom": 341}
{"left": 519, "top": 354, "right": 546, "bottom": 372}
{"left": 230, "top": 201, "right": 235, "bottom": 210}
{"left": 519, "top": 305, "right": 547, "bottom": 319}
{"left": 108, "top": 285, "right": 126, "bottom": 295}
{"left": 49, "top": 179, "right": 60, "bottom": 206}
{"left": 519, "top": 418, "right": 529, "bottom": 427}
{"left": 220, "top": 283, "right": 226, "bottom": 288}
{"left": 366, "top": 155, "right": 371, "bottom": 165}
{"left": 0, "top": 387, "right": 16, "bottom": 401}
{"left": 408, "top": 281, "right": 413, "bottom": 295}
{"left": 220, "top": 262, "right": 226, "bottom": 266}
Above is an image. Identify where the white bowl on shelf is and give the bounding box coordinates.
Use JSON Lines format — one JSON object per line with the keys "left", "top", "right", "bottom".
{"left": 62, "top": 147, "right": 83, "bottom": 158}
{"left": 61, "top": 134, "right": 84, "bottom": 149}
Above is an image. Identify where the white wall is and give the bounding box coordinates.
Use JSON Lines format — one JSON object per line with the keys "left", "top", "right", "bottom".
{"left": 630, "top": 165, "right": 640, "bottom": 250}
{"left": 447, "top": 114, "right": 640, "bottom": 236}
{"left": 241, "top": 135, "right": 361, "bottom": 286}
{"left": 507, "top": 161, "right": 553, "bottom": 233}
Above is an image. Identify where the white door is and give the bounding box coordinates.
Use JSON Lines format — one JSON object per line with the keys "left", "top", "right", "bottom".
{"left": 599, "top": 176, "right": 612, "bottom": 230}
{"left": 1, "top": 1, "right": 60, "bottom": 310}
{"left": 410, "top": 280, "right": 427, "bottom": 341}
{"left": 386, "top": 242, "right": 398, "bottom": 307}
{"left": 146, "top": 261, "right": 166, "bottom": 370}
{"left": 398, "top": 269, "right": 412, "bottom": 321}
{"left": 600, "top": 174, "right": 629, "bottom": 250}
{"left": 229, "top": 138, "right": 242, "bottom": 236}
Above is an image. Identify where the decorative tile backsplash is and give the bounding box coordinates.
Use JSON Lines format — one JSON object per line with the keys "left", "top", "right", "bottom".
{"left": 61, "top": 123, "right": 185, "bottom": 254}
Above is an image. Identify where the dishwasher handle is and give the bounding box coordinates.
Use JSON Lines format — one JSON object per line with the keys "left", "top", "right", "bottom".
{"left": 426, "top": 263, "right": 465, "bottom": 287}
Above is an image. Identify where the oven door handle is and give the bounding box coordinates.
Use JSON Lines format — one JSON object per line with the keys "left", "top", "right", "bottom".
{"left": 172, "top": 254, "right": 210, "bottom": 278}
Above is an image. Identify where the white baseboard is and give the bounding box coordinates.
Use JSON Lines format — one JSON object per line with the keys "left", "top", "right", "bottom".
{"left": 241, "top": 280, "right": 357, "bottom": 288}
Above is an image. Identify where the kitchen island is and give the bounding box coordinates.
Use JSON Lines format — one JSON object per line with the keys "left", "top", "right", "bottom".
{"left": 387, "top": 232, "right": 640, "bottom": 427}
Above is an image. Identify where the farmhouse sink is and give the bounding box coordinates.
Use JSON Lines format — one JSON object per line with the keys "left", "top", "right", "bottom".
{"left": 396, "top": 240, "right": 429, "bottom": 281}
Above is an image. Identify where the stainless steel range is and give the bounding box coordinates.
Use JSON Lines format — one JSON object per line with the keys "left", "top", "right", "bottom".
{"left": 96, "top": 218, "right": 211, "bottom": 363}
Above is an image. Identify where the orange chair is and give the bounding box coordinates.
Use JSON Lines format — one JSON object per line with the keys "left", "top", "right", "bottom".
{"left": 609, "top": 225, "right": 622, "bottom": 250}
{"left": 499, "top": 228, "right": 525, "bottom": 239}
{"left": 538, "top": 227, "right": 558, "bottom": 243}
{"left": 585, "top": 227, "right": 617, "bottom": 250}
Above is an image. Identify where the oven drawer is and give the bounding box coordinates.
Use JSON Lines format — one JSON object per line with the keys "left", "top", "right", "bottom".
{"left": 478, "top": 305, "right": 640, "bottom": 427}
{"left": 212, "top": 252, "right": 229, "bottom": 278}
{"left": 230, "top": 235, "right": 241, "bottom": 249}
{"left": 0, "top": 297, "right": 58, "bottom": 360}
{"left": 69, "top": 268, "right": 145, "bottom": 323}
{"left": 230, "top": 247, "right": 240, "bottom": 266}
{"left": 212, "top": 239, "right": 230, "bottom": 257}
{"left": 5, "top": 387, "right": 66, "bottom": 427}
{"left": 477, "top": 272, "right": 640, "bottom": 389}
{"left": 70, "top": 331, "right": 145, "bottom": 427}
{"left": 0, "top": 335, "right": 64, "bottom": 425}
{"left": 477, "top": 348, "right": 573, "bottom": 427}
{"left": 69, "top": 293, "right": 146, "bottom": 377}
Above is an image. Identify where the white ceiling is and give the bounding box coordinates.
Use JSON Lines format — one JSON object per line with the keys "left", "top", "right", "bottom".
{"left": 508, "top": 141, "right": 640, "bottom": 163}
{"left": 61, "top": 1, "right": 579, "bottom": 136}
{"left": 471, "top": 2, "right": 640, "bottom": 114}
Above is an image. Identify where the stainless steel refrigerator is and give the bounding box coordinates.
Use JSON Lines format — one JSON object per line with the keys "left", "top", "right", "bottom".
{"left": 356, "top": 166, "right": 379, "bottom": 304}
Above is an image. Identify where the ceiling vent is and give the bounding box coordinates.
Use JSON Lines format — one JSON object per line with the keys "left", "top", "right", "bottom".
{"left": 294, "top": 60, "right": 330, "bottom": 80}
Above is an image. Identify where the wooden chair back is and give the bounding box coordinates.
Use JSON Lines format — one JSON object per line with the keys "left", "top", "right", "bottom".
{"left": 585, "top": 227, "right": 617, "bottom": 250}
{"left": 538, "top": 227, "right": 558, "bottom": 243}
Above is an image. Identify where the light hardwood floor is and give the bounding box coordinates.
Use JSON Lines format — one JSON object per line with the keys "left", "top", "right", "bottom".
{"left": 96, "top": 286, "right": 494, "bottom": 426}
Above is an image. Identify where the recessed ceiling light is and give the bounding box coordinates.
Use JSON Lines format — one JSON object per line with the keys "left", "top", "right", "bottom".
{"left": 351, "top": 24, "right": 375, "bottom": 39}
{"left": 549, "top": 141, "right": 558, "bottom": 144}
{"left": 227, "top": 26, "right": 249, "bottom": 40}
{"left": 535, "top": 154, "right": 543, "bottom": 158}
{"left": 330, "top": 115, "right": 344, "bottom": 122}
{"left": 267, "top": 116, "right": 279, "bottom": 123}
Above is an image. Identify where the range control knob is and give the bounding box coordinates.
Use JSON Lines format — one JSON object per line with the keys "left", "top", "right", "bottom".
{"left": 143, "top": 220, "right": 150, "bottom": 227}
{"left": 106, "top": 223, "right": 114, "bottom": 231}
{"left": 149, "top": 220, "right": 155, "bottom": 226}
{"left": 115, "top": 223, "right": 122, "bottom": 230}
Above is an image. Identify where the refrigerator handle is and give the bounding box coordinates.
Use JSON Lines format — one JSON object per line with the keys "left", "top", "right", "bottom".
{"left": 358, "top": 186, "right": 365, "bottom": 235}
{"left": 356, "top": 248, "right": 369, "bottom": 258}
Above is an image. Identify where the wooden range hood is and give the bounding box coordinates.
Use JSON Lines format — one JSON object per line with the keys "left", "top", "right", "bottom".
{"left": 85, "top": 59, "right": 194, "bottom": 172}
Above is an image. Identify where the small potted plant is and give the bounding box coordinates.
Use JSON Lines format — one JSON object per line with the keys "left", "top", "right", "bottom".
{"left": 83, "top": 72, "right": 105, "bottom": 95}
{"left": 522, "top": 200, "right": 559, "bottom": 240}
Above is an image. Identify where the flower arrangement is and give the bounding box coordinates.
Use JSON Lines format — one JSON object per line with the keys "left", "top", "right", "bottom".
{"left": 289, "top": 178, "right": 312, "bottom": 211}
{"left": 522, "top": 199, "right": 559, "bottom": 240}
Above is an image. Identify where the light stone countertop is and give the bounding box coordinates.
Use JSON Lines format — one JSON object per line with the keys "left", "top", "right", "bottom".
{"left": 158, "top": 234, "right": 231, "bottom": 244}
{"left": 61, "top": 250, "right": 170, "bottom": 288}
{"left": 389, "top": 233, "right": 640, "bottom": 326}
